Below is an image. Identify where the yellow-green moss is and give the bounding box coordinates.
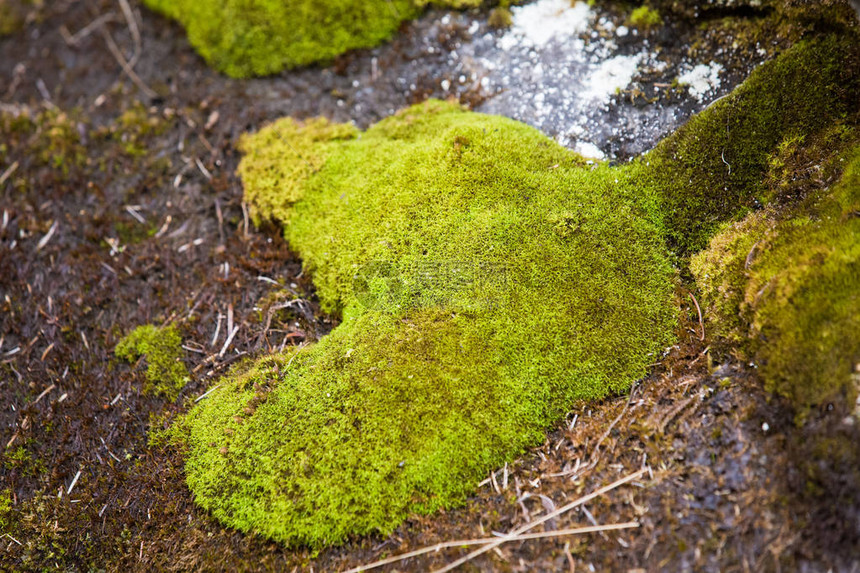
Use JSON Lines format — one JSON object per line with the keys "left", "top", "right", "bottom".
{"left": 629, "top": 5, "right": 661, "bottom": 29}
{"left": 176, "top": 99, "right": 678, "bottom": 546}
{"left": 142, "top": 0, "right": 481, "bottom": 78}
{"left": 0, "top": 489, "right": 11, "bottom": 531}
{"left": 692, "top": 147, "right": 860, "bottom": 412}
{"left": 0, "top": 108, "right": 86, "bottom": 176}
{"left": 109, "top": 104, "right": 169, "bottom": 157}
{"left": 116, "top": 324, "right": 188, "bottom": 399}
{"left": 648, "top": 34, "right": 859, "bottom": 254}
{"left": 0, "top": 0, "right": 32, "bottom": 36}
{"left": 488, "top": 6, "right": 514, "bottom": 29}
{"left": 175, "top": 29, "right": 860, "bottom": 546}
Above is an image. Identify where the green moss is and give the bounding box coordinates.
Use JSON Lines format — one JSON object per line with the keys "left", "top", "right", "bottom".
{"left": 176, "top": 28, "right": 860, "bottom": 547}
{"left": 116, "top": 324, "right": 188, "bottom": 399}
{"left": 0, "top": 490, "right": 10, "bottom": 531}
{"left": 629, "top": 5, "right": 661, "bottom": 29}
{"left": 110, "top": 104, "right": 169, "bottom": 157}
{"left": 488, "top": 6, "right": 513, "bottom": 29}
{"left": 142, "top": 0, "right": 481, "bottom": 78}
{"left": 0, "top": 107, "right": 88, "bottom": 181}
{"left": 648, "top": 35, "right": 860, "bottom": 254}
{"left": 177, "top": 99, "right": 678, "bottom": 546}
{"left": 0, "top": 0, "right": 31, "bottom": 36}
{"left": 692, "top": 148, "right": 860, "bottom": 412}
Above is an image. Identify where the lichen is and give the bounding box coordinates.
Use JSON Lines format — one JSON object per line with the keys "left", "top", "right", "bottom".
{"left": 177, "top": 99, "right": 678, "bottom": 546}
{"left": 116, "top": 324, "right": 188, "bottom": 399}
{"left": 142, "top": 0, "right": 482, "bottom": 78}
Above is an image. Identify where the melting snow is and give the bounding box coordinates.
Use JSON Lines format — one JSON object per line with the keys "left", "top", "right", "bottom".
{"left": 574, "top": 141, "right": 606, "bottom": 160}
{"left": 472, "top": 0, "right": 662, "bottom": 157}
{"left": 677, "top": 62, "right": 724, "bottom": 102}
{"left": 582, "top": 54, "right": 643, "bottom": 101}
{"left": 362, "top": 0, "right": 752, "bottom": 158}
{"left": 499, "top": 0, "right": 592, "bottom": 49}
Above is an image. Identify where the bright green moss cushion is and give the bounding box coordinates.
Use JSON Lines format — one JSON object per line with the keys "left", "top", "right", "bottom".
{"left": 143, "top": 0, "right": 481, "bottom": 77}
{"left": 175, "top": 34, "right": 858, "bottom": 546}
{"left": 177, "top": 100, "right": 678, "bottom": 546}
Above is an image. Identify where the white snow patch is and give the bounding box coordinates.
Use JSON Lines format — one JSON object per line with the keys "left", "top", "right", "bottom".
{"left": 677, "top": 62, "right": 724, "bottom": 102}
{"left": 582, "top": 54, "right": 643, "bottom": 101}
{"left": 500, "top": 0, "right": 592, "bottom": 49}
{"left": 574, "top": 141, "right": 606, "bottom": 159}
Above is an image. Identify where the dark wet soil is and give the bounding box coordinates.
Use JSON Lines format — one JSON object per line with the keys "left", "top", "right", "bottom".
{"left": 1, "top": 1, "right": 858, "bottom": 571}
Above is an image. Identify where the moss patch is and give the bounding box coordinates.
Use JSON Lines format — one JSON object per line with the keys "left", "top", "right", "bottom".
{"left": 0, "top": 0, "right": 34, "bottom": 36}
{"left": 629, "top": 5, "right": 662, "bottom": 29}
{"left": 142, "top": 0, "right": 482, "bottom": 78}
{"left": 0, "top": 489, "right": 11, "bottom": 531}
{"left": 176, "top": 30, "right": 860, "bottom": 547}
{"left": 175, "top": 99, "right": 678, "bottom": 546}
{"left": 0, "top": 108, "right": 86, "bottom": 177}
{"left": 116, "top": 324, "right": 188, "bottom": 399}
{"left": 647, "top": 34, "right": 859, "bottom": 254}
{"left": 692, "top": 147, "right": 860, "bottom": 413}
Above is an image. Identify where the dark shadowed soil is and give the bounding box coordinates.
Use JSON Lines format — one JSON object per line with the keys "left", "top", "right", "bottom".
{"left": 1, "top": 1, "right": 858, "bottom": 571}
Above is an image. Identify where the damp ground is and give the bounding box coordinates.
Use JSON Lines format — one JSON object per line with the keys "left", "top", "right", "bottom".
{"left": 0, "top": 0, "right": 858, "bottom": 571}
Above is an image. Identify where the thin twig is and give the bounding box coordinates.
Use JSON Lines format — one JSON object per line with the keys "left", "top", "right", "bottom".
{"left": 60, "top": 12, "right": 117, "bottom": 46}
{"left": 99, "top": 23, "right": 156, "bottom": 98}
{"left": 117, "top": 0, "right": 142, "bottom": 68}
{"left": 36, "top": 220, "right": 58, "bottom": 252}
{"left": 687, "top": 291, "right": 705, "bottom": 341}
{"left": 67, "top": 469, "right": 82, "bottom": 495}
{"left": 194, "top": 384, "right": 222, "bottom": 403}
{"left": 430, "top": 469, "right": 647, "bottom": 573}
{"left": 33, "top": 383, "right": 56, "bottom": 405}
{"left": 218, "top": 325, "right": 239, "bottom": 358}
{"left": 0, "top": 161, "right": 19, "bottom": 187}
{"left": 343, "top": 522, "right": 638, "bottom": 573}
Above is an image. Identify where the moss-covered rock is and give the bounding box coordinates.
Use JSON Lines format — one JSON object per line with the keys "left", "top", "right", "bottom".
{"left": 142, "top": 0, "right": 482, "bottom": 78}
{"left": 647, "top": 34, "right": 859, "bottom": 254}
{"left": 692, "top": 147, "right": 860, "bottom": 413}
{"left": 173, "top": 28, "right": 860, "bottom": 546}
{"left": 116, "top": 324, "right": 188, "bottom": 399}
{"left": 176, "top": 99, "right": 678, "bottom": 546}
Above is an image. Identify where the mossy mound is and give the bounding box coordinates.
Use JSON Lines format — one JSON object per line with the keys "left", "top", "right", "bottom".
{"left": 692, "top": 147, "right": 860, "bottom": 413}
{"left": 175, "top": 31, "right": 860, "bottom": 546}
{"left": 116, "top": 324, "right": 188, "bottom": 399}
{"left": 177, "top": 99, "right": 678, "bottom": 546}
{"left": 647, "top": 34, "right": 859, "bottom": 254}
{"left": 142, "top": 0, "right": 482, "bottom": 78}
